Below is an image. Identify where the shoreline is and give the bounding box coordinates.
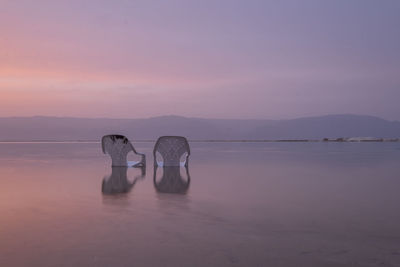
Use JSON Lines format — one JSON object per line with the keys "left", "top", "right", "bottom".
{"left": 0, "top": 139, "right": 399, "bottom": 144}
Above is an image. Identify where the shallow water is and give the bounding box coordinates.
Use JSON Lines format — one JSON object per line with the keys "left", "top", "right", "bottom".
{"left": 1, "top": 142, "right": 400, "bottom": 267}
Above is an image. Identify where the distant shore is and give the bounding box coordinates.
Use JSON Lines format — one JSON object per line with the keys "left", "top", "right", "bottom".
{"left": 0, "top": 139, "right": 399, "bottom": 143}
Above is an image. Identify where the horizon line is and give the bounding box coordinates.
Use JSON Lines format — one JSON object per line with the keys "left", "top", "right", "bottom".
{"left": 0, "top": 138, "right": 399, "bottom": 144}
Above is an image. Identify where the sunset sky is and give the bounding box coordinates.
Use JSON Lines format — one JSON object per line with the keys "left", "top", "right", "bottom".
{"left": 1, "top": 0, "right": 399, "bottom": 120}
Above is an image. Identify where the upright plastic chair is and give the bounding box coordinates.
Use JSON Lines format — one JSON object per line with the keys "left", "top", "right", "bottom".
{"left": 102, "top": 134, "right": 146, "bottom": 167}
{"left": 153, "top": 136, "right": 190, "bottom": 167}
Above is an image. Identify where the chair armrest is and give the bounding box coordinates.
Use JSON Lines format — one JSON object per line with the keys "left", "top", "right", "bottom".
{"left": 184, "top": 154, "right": 190, "bottom": 167}
{"left": 136, "top": 153, "right": 146, "bottom": 166}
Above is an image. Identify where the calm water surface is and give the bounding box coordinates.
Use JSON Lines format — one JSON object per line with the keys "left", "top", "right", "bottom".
{"left": 0, "top": 142, "right": 400, "bottom": 267}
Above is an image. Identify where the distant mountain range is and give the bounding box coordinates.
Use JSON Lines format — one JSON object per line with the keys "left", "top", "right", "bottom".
{"left": 0, "top": 114, "right": 399, "bottom": 141}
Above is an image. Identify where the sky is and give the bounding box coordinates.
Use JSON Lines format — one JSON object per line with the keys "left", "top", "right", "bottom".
{"left": 1, "top": 0, "right": 399, "bottom": 120}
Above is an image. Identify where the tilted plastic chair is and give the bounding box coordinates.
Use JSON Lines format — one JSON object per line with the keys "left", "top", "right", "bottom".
{"left": 102, "top": 134, "right": 146, "bottom": 167}
{"left": 153, "top": 136, "right": 190, "bottom": 167}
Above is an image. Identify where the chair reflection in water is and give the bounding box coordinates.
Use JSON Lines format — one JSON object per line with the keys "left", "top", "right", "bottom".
{"left": 101, "top": 134, "right": 146, "bottom": 194}
{"left": 102, "top": 166, "right": 145, "bottom": 194}
{"left": 153, "top": 136, "right": 191, "bottom": 194}
{"left": 101, "top": 134, "right": 145, "bottom": 167}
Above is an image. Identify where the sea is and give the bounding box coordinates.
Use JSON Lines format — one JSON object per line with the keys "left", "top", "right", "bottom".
{"left": 1, "top": 142, "right": 400, "bottom": 267}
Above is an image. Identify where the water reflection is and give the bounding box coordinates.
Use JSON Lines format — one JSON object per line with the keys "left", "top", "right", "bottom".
{"left": 3, "top": 143, "right": 400, "bottom": 266}
{"left": 102, "top": 166, "right": 146, "bottom": 194}
{"left": 153, "top": 165, "right": 190, "bottom": 194}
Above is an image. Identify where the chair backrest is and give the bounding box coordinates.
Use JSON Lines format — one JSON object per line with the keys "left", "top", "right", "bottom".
{"left": 153, "top": 136, "right": 190, "bottom": 166}
{"left": 102, "top": 134, "right": 136, "bottom": 166}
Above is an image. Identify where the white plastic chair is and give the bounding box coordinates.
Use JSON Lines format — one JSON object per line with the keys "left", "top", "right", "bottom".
{"left": 153, "top": 136, "right": 190, "bottom": 167}
{"left": 102, "top": 134, "right": 146, "bottom": 167}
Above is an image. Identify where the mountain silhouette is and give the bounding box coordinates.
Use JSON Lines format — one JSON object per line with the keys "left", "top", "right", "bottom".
{"left": 0, "top": 114, "right": 399, "bottom": 141}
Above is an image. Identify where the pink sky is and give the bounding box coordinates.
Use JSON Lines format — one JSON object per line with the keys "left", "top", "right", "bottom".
{"left": 1, "top": 0, "right": 399, "bottom": 120}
